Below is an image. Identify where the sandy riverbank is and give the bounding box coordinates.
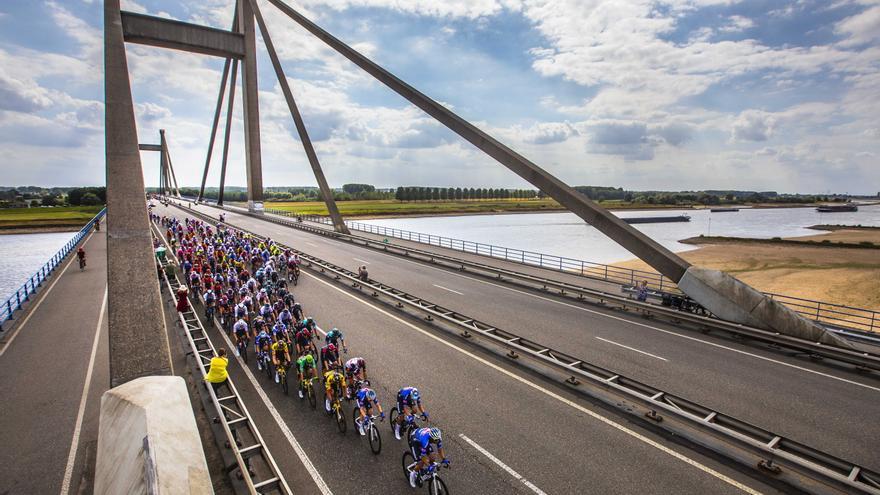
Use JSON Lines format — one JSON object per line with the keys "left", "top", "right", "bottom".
{"left": 613, "top": 229, "right": 880, "bottom": 310}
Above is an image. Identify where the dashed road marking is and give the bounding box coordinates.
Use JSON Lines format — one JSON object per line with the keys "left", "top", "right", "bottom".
{"left": 459, "top": 433, "right": 547, "bottom": 495}
{"left": 432, "top": 284, "right": 463, "bottom": 295}
{"left": 596, "top": 336, "right": 668, "bottom": 361}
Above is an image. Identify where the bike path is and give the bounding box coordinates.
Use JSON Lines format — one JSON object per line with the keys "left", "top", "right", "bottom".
{"left": 171, "top": 203, "right": 880, "bottom": 471}
{"left": 159, "top": 204, "right": 776, "bottom": 494}
{"left": 0, "top": 230, "right": 109, "bottom": 495}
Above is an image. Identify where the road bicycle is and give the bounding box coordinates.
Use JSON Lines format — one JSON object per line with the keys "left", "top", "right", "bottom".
{"left": 326, "top": 383, "right": 347, "bottom": 433}
{"left": 277, "top": 362, "right": 289, "bottom": 395}
{"left": 288, "top": 265, "right": 300, "bottom": 286}
{"left": 402, "top": 455, "right": 449, "bottom": 494}
{"left": 78, "top": 257, "right": 86, "bottom": 271}
{"left": 352, "top": 409, "right": 383, "bottom": 455}
{"left": 235, "top": 335, "right": 249, "bottom": 363}
{"left": 204, "top": 301, "right": 215, "bottom": 327}
{"left": 299, "top": 375, "right": 317, "bottom": 409}
{"left": 390, "top": 407, "right": 422, "bottom": 441}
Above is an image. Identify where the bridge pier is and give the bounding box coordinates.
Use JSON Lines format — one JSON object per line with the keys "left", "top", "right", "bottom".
{"left": 238, "top": 0, "right": 264, "bottom": 213}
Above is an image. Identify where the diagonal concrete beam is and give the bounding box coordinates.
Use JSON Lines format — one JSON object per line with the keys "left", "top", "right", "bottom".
{"left": 104, "top": 0, "right": 173, "bottom": 386}
{"left": 265, "top": 0, "right": 853, "bottom": 348}
{"left": 249, "top": 0, "right": 349, "bottom": 234}
{"left": 121, "top": 11, "right": 244, "bottom": 59}
{"left": 160, "top": 130, "right": 181, "bottom": 198}
{"left": 218, "top": 59, "right": 239, "bottom": 207}
{"left": 198, "top": 58, "right": 231, "bottom": 202}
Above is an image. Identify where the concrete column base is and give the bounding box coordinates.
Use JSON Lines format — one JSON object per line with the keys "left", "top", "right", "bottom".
{"left": 95, "top": 376, "right": 212, "bottom": 495}
{"left": 678, "top": 267, "right": 854, "bottom": 349}
{"left": 248, "top": 200, "right": 264, "bottom": 213}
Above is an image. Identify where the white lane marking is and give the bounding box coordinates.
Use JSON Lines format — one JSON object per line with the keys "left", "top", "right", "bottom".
{"left": 304, "top": 241, "right": 318, "bottom": 247}
{"left": 60, "top": 288, "right": 107, "bottom": 495}
{"left": 353, "top": 258, "right": 370, "bottom": 265}
{"left": 595, "top": 336, "right": 668, "bottom": 361}
{"left": 0, "top": 230, "right": 94, "bottom": 358}
{"left": 433, "top": 284, "right": 463, "bottom": 295}
{"left": 304, "top": 272, "right": 761, "bottom": 494}
{"left": 199, "top": 204, "right": 880, "bottom": 393}
{"left": 459, "top": 433, "right": 548, "bottom": 495}
{"left": 156, "top": 223, "right": 332, "bottom": 495}
{"left": 359, "top": 249, "right": 880, "bottom": 393}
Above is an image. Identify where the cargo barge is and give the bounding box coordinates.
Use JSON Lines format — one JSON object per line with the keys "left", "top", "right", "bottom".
{"left": 623, "top": 215, "right": 691, "bottom": 224}
{"left": 816, "top": 205, "right": 858, "bottom": 212}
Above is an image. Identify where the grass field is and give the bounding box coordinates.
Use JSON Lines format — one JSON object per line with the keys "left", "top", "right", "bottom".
{"left": 253, "top": 199, "right": 684, "bottom": 217}
{"left": 0, "top": 206, "right": 103, "bottom": 230}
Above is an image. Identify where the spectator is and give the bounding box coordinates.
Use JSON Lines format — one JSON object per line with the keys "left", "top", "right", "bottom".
{"left": 636, "top": 280, "right": 649, "bottom": 302}
{"left": 358, "top": 265, "right": 369, "bottom": 282}
{"left": 204, "top": 348, "right": 229, "bottom": 392}
{"left": 176, "top": 286, "right": 190, "bottom": 312}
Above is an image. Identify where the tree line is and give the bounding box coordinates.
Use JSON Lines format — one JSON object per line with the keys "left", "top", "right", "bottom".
{"left": 395, "top": 187, "right": 538, "bottom": 201}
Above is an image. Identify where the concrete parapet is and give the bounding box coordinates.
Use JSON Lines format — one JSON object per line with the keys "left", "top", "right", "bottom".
{"left": 95, "top": 376, "right": 212, "bottom": 495}
{"left": 679, "top": 267, "right": 854, "bottom": 349}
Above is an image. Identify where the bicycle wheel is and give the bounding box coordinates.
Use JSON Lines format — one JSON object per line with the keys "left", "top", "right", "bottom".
{"left": 265, "top": 359, "right": 273, "bottom": 380}
{"left": 401, "top": 452, "right": 415, "bottom": 480}
{"left": 429, "top": 476, "right": 448, "bottom": 495}
{"left": 308, "top": 380, "right": 317, "bottom": 409}
{"left": 239, "top": 342, "right": 248, "bottom": 363}
{"left": 281, "top": 372, "right": 289, "bottom": 395}
{"left": 335, "top": 405, "right": 347, "bottom": 434}
{"left": 352, "top": 407, "right": 361, "bottom": 433}
{"left": 368, "top": 424, "right": 382, "bottom": 455}
{"left": 389, "top": 407, "right": 399, "bottom": 433}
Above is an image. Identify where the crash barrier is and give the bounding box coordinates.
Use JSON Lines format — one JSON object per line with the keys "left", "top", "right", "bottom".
{"left": 95, "top": 376, "right": 212, "bottom": 495}
{"left": 177, "top": 201, "right": 880, "bottom": 495}
{"left": 0, "top": 208, "right": 106, "bottom": 331}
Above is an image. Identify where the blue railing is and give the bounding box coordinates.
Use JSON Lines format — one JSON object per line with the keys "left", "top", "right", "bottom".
{"left": 0, "top": 208, "right": 106, "bottom": 331}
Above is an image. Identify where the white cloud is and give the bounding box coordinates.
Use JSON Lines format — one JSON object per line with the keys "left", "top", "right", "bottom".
{"left": 835, "top": 5, "right": 880, "bottom": 47}
{"left": 0, "top": 73, "right": 53, "bottom": 112}
{"left": 731, "top": 110, "right": 775, "bottom": 142}
{"left": 719, "top": 15, "right": 755, "bottom": 33}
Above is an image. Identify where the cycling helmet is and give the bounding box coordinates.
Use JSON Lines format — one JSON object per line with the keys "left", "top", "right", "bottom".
{"left": 411, "top": 389, "right": 420, "bottom": 402}
{"left": 327, "top": 343, "right": 337, "bottom": 353}
{"left": 428, "top": 428, "right": 442, "bottom": 442}
{"left": 366, "top": 389, "right": 377, "bottom": 401}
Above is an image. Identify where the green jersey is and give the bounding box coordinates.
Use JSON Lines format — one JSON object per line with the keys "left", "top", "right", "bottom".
{"left": 297, "top": 354, "right": 315, "bottom": 372}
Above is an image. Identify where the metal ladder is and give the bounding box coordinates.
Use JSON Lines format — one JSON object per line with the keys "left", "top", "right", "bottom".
{"left": 155, "top": 229, "right": 291, "bottom": 494}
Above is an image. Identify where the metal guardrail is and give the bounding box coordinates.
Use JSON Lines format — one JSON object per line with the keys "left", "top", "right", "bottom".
{"left": 242, "top": 204, "right": 880, "bottom": 370}
{"left": 153, "top": 225, "right": 291, "bottom": 495}
{"left": 264, "top": 207, "right": 879, "bottom": 333}
{"left": 178, "top": 202, "right": 880, "bottom": 495}
{"left": 0, "top": 208, "right": 106, "bottom": 331}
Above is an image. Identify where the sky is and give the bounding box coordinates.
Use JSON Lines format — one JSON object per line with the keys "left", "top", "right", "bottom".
{"left": 0, "top": 0, "right": 878, "bottom": 194}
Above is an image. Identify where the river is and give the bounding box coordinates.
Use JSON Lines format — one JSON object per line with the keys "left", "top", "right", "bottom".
{"left": 360, "top": 204, "right": 880, "bottom": 265}
{"left": 0, "top": 232, "right": 78, "bottom": 303}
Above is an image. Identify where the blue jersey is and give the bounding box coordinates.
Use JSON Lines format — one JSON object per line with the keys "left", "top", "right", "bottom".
{"left": 356, "top": 389, "right": 378, "bottom": 410}
{"left": 412, "top": 428, "right": 442, "bottom": 456}
{"left": 398, "top": 387, "right": 420, "bottom": 406}
{"left": 255, "top": 332, "right": 272, "bottom": 349}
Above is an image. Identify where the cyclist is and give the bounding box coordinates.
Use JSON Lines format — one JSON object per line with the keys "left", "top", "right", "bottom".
{"left": 271, "top": 338, "right": 291, "bottom": 384}
{"left": 203, "top": 288, "right": 216, "bottom": 317}
{"left": 344, "top": 356, "right": 367, "bottom": 383}
{"left": 291, "top": 302, "right": 304, "bottom": 322}
{"left": 271, "top": 320, "right": 288, "bottom": 342}
{"left": 296, "top": 353, "right": 318, "bottom": 399}
{"left": 408, "top": 428, "right": 449, "bottom": 488}
{"left": 325, "top": 327, "right": 347, "bottom": 354}
{"left": 232, "top": 318, "right": 249, "bottom": 354}
{"left": 354, "top": 386, "right": 384, "bottom": 436}
{"left": 255, "top": 329, "right": 272, "bottom": 370}
{"left": 295, "top": 325, "right": 314, "bottom": 358}
{"left": 76, "top": 247, "right": 86, "bottom": 269}
{"left": 323, "top": 368, "right": 347, "bottom": 413}
{"left": 320, "top": 343, "right": 341, "bottom": 371}
{"left": 278, "top": 307, "right": 294, "bottom": 328}
{"left": 394, "top": 386, "right": 428, "bottom": 440}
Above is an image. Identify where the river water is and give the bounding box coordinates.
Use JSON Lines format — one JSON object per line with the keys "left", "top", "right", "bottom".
{"left": 0, "top": 232, "right": 77, "bottom": 304}
{"left": 361, "top": 204, "right": 880, "bottom": 265}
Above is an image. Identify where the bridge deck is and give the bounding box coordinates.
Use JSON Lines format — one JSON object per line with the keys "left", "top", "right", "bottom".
{"left": 155, "top": 203, "right": 786, "bottom": 494}
{"left": 175, "top": 202, "right": 880, "bottom": 473}
{"left": 0, "top": 229, "right": 108, "bottom": 494}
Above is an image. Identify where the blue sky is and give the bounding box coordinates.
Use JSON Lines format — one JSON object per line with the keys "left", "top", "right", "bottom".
{"left": 0, "top": 0, "right": 877, "bottom": 194}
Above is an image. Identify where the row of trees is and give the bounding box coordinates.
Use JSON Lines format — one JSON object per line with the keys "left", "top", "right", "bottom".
{"left": 395, "top": 187, "right": 538, "bottom": 201}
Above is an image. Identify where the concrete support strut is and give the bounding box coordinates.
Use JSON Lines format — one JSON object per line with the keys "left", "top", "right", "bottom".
{"left": 160, "top": 129, "right": 181, "bottom": 198}
{"left": 121, "top": 10, "right": 245, "bottom": 59}
{"left": 218, "top": 59, "right": 239, "bottom": 207}
{"left": 104, "top": 0, "right": 173, "bottom": 387}
{"left": 198, "top": 57, "right": 231, "bottom": 202}
{"left": 249, "top": 0, "right": 349, "bottom": 234}
{"left": 265, "top": 0, "right": 852, "bottom": 348}
{"left": 237, "top": 0, "right": 264, "bottom": 212}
